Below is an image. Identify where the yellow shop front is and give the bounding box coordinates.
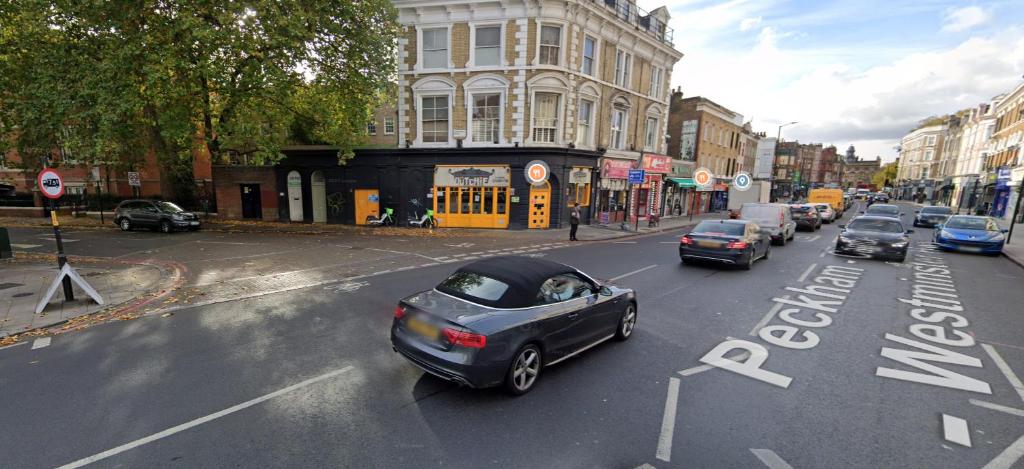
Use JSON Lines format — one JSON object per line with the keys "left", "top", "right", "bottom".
{"left": 432, "top": 165, "right": 510, "bottom": 229}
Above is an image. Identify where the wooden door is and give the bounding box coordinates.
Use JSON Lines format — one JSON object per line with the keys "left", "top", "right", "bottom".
{"left": 529, "top": 182, "right": 551, "bottom": 229}
{"left": 354, "top": 189, "right": 380, "bottom": 225}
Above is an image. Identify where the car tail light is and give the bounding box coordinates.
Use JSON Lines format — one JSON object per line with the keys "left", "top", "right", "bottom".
{"left": 727, "top": 241, "right": 748, "bottom": 249}
{"left": 680, "top": 236, "right": 693, "bottom": 245}
{"left": 394, "top": 305, "right": 406, "bottom": 319}
{"left": 443, "top": 328, "right": 487, "bottom": 348}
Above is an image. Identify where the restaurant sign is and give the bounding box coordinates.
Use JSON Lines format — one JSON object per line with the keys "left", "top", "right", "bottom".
{"left": 601, "top": 159, "right": 633, "bottom": 179}
{"left": 642, "top": 154, "right": 673, "bottom": 174}
{"left": 570, "top": 167, "right": 592, "bottom": 184}
{"left": 434, "top": 166, "right": 510, "bottom": 187}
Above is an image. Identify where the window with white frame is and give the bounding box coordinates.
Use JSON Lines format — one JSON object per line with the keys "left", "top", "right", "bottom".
{"left": 644, "top": 116, "right": 659, "bottom": 151}
{"left": 649, "top": 67, "right": 662, "bottom": 99}
{"left": 610, "top": 105, "right": 628, "bottom": 150}
{"left": 384, "top": 117, "right": 395, "bottom": 135}
{"left": 924, "top": 149, "right": 934, "bottom": 161}
{"left": 582, "top": 36, "right": 596, "bottom": 76}
{"left": 421, "top": 28, "right": 448, "bottom": 69}
{"left": 473, "top": 25, "right": 501, "bottom": 67}
{"left": 421, "top": 96, "right": 449, "bottom": 143}
{"left": 471, "top": 93, "right": 501, "bottom": 143}
{"left": 367, "top": 121, "right": 377, "bottom": 135}
{"left": 614, "top": 50, "right": 632, "bottom": 88}
{"left": 532, "top": 92, "right": 560, "bottom": 143}
{"left": 925, "top": 135, "right": 936, "bottom": 146}
{"left": 576, "top": 99, "right": 594, "bottom": 147}
{"left": 539, "top": 25, "right": 561, "bottom": 66}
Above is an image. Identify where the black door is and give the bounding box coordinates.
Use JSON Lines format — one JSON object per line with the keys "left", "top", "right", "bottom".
{"left": 241, "top": 184, "right": 262, "bottom": 219}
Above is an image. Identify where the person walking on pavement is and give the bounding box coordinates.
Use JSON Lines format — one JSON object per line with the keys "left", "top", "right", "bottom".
{"left": 570, "top": 202, "right": 581, "bottom": 241}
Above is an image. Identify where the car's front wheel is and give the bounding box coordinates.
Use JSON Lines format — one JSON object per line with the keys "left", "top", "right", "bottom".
{"left": 159, "top": 220, "right": 172, "bottom": 234}
{"left": 505, "top": 344, "right": 542, "bottom": 396}
{"left": 615, "top": 303, "right": 637, "bottom": 341}
{"left": 118, "top": 218, "right": 131, "bottom": 231}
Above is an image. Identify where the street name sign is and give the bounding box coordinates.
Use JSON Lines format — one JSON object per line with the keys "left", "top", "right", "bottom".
{"left": 628, "top": 169, "right": 646, "bottom": 185}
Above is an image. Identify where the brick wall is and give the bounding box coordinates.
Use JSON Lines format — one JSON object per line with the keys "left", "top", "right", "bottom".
{"left": 213, "top": 165, "right": 278, "bottom": 220}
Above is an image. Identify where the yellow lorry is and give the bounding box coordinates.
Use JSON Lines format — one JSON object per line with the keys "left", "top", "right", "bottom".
{"left": 808, "top": 189, "right": 846, "bottom": 215}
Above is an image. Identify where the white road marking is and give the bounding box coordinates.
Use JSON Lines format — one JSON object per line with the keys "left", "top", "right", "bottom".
{"left": 797, "top": 263, "right": 818, "bottom": 283}
{"left": 678, "top": 352, "right": 751, "bottom": 376}
{"left": 37, "top": 236, "right": 78, "bottom": 242}
{"left": 659, "top": 241, "right": 678, "bottom": 244}
{"left": 942, "top": 414, "right": 972, "bottom": 447}
{"left": 610, "top": 264, "right": 658, "bottom": 282}
{"left": 56, "top": 366, "right": 355, "bottom": 469}
{"left": 0, "top": 341, "right": 30, "bottom": 351}
{"left": 749, "top": 296, "right": 789, "bottom": 336}
{"left": 635, "top": 465, "right": 657, "bottom": 469}
{"left": 983, "top": 432, "right": 1024, "bottom": 469}
{"left": 195, "top": 240, "right": 261, "bottom": 245}
{"left": 847, "top": 260, "right": 856, "bottom": 264}
{"left": 969, "top": 399, "right": 1024, "bottom": 417}
{"left": 819, "top": 251, "right": 827, "bottom": 257}
{"left": 324, "top": 281, "right": 369, "bottom": 293}
{"left": 981, "top": 343, "right": 1024, "bottom": 403}
{"left": 31, "top": 337, "right": 51, "bottom": 350}
{"left": 10, "top": 243, "right": 42, "bottom": 249}
{"left": 804, "top": 235, "right": 821, "bottom": 242}
{"left": 655, "top": 377, "right": 680, "bottom": 462}
{"left": 750, "top": 449, "right": 795, "bottom": 469}
{"left": 613, "top": 241, "right": 638, "bottom": 244}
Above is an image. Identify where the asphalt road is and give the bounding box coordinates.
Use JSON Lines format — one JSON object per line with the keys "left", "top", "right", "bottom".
{"left": 2, "top": 202, "right": 1023, "bottom": 468}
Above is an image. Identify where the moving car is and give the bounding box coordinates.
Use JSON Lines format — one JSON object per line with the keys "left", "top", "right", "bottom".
{"left": 391, "top": 256, "right": 637, "bottom": 395}
{"left": 790, "top": 204, "right": 822, "bottom": 231}
{"left": 738, "top": 203, "right": 796, "bottom": 245}
{"left": 873, "top": 193, "right": 890, "bottom": 203}
{"left": 913, "top": 206, "right": 953, "bottom": 228}
{"left": 835, "top": 216, "right": 913, "bottom": 262}
{"left": 932, "top": 215, "right": 1007, "bottom": 255}
{"left": 808, "top": 188, "right": 846, "bottom": 216}
{"left": 813, "top": 203, "right": 836, "bottom": 223}
{"left": 864, "top": 204, "right": 903, "bottom": 219}
{"left": 679, "top": 219, "right": 771, "bottom": 270}
{"left": 114, "top": 199, "right": 201, "bottom": 233}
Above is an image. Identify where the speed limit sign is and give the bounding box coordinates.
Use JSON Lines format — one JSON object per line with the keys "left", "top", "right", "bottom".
{"left": 37, "top": 169, "right": 65, "bottom": 200}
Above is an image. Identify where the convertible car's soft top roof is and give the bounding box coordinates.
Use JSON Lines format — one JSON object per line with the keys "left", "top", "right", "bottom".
{"left": 442, "top": 256, "right": 578, "bottom": 308}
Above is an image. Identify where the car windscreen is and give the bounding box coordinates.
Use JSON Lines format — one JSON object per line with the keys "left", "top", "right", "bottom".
{"left": 944, "top": 217, "right": 995, "bottom": 231}
{"left": 437, "top": 271, "right": 510, "bottom": 303}
{"left": 867, "top": 205, "right": 898, "bottom": 215}
{"left": 158, "top": 202, "right": 184, "bottom": 213}
{"left": 814, "top": 204, "right": 831, "bottom": 211}
{"left": 920, "top": 207, "right": 952, "bottom": 214}
{"left": 848, "top": 219, "right": 904, "bottom": 233}
{"left": 692, "top": 222, "right": 745, "bottom": 236}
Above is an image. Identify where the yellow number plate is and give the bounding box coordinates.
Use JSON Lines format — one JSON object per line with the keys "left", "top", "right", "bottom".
{"left": 697, "top": 240, "right": 722, "bottom": 248}
{"left": 406, "top": 316, "right": 439, "bottom": 340}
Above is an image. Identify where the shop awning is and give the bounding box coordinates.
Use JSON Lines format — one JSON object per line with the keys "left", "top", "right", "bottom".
{"left": 667, "top": 178, "right": 696, "bottom": 188}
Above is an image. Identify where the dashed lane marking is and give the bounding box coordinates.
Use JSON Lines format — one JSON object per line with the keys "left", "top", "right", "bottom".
{"left": 942, "top": 414, "right": 972, "bottom": 447}
{"left": 749, "top": 296, "right": 789, "bottom": 336}
{"left": 750, "top": 449, "right": 795, "bottom": 469}
{"left": 981, "top": 344, "right": 1024, "bottom": 403}
{"left": 56, "top": 366, "right": 355, "bottom": 469}
{"left": 613, "top": 241, "right": 638, "bottom": 244}
{"left": 0, "top": 341, "right": 29, "bottom": 351}
{"left": 797, "top": 263, "right": 818, "bottom": 282}
{"left": 30, "top": 337, "right": 51, "bottom": 350}
{"left": 609, "top": 264, "right": 658, "bottom": 282}
{"left": 969, "top": 399, "right": 1024, "bottom": 417}
{"left": 10, "top": 244, "right": 42, "bottom": 249}
{"left": 655, "top": 377, "right": 680, "bottom": 462}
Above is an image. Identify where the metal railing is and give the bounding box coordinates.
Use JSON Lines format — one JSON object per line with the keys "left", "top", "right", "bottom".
{"left": 597, "top": 0, "right": 674, "bottom": 45}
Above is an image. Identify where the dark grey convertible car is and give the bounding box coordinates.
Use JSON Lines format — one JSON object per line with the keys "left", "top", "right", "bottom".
{"left": 391, "top": 256, "right": 638, "bottom": 395}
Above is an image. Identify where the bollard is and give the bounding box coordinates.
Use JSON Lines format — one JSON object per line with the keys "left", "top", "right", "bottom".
{"left": 0, "top": 227, "right": 11, "bottom": 259}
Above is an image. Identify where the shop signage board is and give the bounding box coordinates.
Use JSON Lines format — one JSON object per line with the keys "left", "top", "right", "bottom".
{"left": 628, "top": 169, "right": 646, "bottom": 185}
{"left": 693, "top": 167, "right": 714, "bottom": 188}
{"left": 733, "top": 171, "right": 752, "bottom": 191}
{"left": 37, "top": 169, "right": 65, "bottom": 199}
{"left": 601, "top": 159, "right": 632, "bottom": 179}
{"left": 570, "top": 167, "right": 592, "bottom": 184}
{"left": 641, "top": 154, "right": 672, "bottom": 174}
{"left": 524, "top": 161, "right": 550, "bottom": 186}
{"left": 435, "top": 165, "right": 511, "bottom": 187}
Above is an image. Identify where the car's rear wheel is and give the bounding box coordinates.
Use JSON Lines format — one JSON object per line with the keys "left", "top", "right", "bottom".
{"left": 741, "top": 250, "right": 754, "bottom": 270}
{"left": 615, "top": 303, "right": 637, "bottom": 341}
{"left": 159, "top": 220, "right": 172, "bottom": 234}
{"left": 505, "top": 344, "right": 542, "bottom": 396}
{"left": 118, "top": 218, "right": 131, "bottom": 231}
{"left": 763, "top": 245, "right": 771, "bottom": 260}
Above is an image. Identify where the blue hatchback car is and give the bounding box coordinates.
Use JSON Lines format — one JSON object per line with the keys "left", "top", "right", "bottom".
{"left": 933, "top": 215, "right": 1007, "bottom": 255}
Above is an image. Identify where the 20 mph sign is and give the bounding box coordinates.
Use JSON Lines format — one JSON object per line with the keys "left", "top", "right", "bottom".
{"left": 37, "top": 169, "right": 65, "bottom": 200}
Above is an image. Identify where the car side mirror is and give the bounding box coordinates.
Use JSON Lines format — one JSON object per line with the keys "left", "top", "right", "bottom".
{"left": 914, "top": 210, "right": 920, "bottom": 213}
{"left": 905, "top": 229, "right": 915, "bottom": 234}
{"left": 599, "top": 286, "right": 613, "bottom": 297}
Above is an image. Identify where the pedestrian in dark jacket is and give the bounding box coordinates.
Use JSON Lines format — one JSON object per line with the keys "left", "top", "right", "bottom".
{"left": 570, "top": 203, "right": 581, "bottom": 241}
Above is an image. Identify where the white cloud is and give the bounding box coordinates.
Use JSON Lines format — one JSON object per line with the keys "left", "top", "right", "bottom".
{"left": 941, "top": 6, "right": 990, "bottom": 33}
{"left": 739, "top": 16, "right": 761, "bottom": 32}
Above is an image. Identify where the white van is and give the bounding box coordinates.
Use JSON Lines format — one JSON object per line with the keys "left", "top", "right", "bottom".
{"left": 739, "top": 203, "right": 797, "bottom": 245}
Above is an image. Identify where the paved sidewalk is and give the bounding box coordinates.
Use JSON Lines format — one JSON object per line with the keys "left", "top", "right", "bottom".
{"left": 999, "top": 222, "right": 1024, "bottom": 269}
{"left": 1, "top": 257, "right": 166, "bottom": 337}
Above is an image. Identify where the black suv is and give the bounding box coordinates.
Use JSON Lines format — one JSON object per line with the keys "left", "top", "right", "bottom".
{"left": 114, "top": 199, "right": 200, "bottom": 233}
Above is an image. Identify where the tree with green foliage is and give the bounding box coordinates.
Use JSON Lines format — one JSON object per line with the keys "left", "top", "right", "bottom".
{"left": 0, "top": 0, "right": 397, "bottom": 200}
{"left": 872, "top": 162, "right": 898, "bottom": 189}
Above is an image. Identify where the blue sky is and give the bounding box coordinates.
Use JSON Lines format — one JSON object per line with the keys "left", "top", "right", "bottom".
{"left": 638, "top": 0, "right": 1024, "bottom": 161}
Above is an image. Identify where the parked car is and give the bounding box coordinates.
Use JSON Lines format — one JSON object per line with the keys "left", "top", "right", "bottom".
{"left": 813, "top": 203, "right": 836, "bottom": 223}
{"left": 114, "top": 199, "right": 201, "bottom": 233}
{"left": 679, "top": 219, "right": 771, "bottom": 270}
{"left": 864, "top": 204, "right": 903, "bottom": 219}
{"left": 913, "top": 206, "right": 953, "bottom": 228}
{"left": 932, "top": 215, "right": 1007, "bottom": 255}
{"left": 835, "top": 216, "right": 913, "bottom": 262}
{"left": 391, "top": 256, "right": 637, "bottom": 395}
{"left": 738, "top": 203, "right": 796, "bottom": 245}
{"left": 790, "top": 204, "right": 822, "bottom": 231}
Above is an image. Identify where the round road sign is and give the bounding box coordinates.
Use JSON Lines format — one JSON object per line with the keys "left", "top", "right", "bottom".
{"left": 693, "top": 167, "right": 714, "bottom": 187}
{"left": 733, "top": 171, "right": 753, "bottom": 191}
{"left": 37, "top": 169, "right": 65, "bottom": 200}
{"left": 525, "top": 160, "right": 550, "bottom": 186}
